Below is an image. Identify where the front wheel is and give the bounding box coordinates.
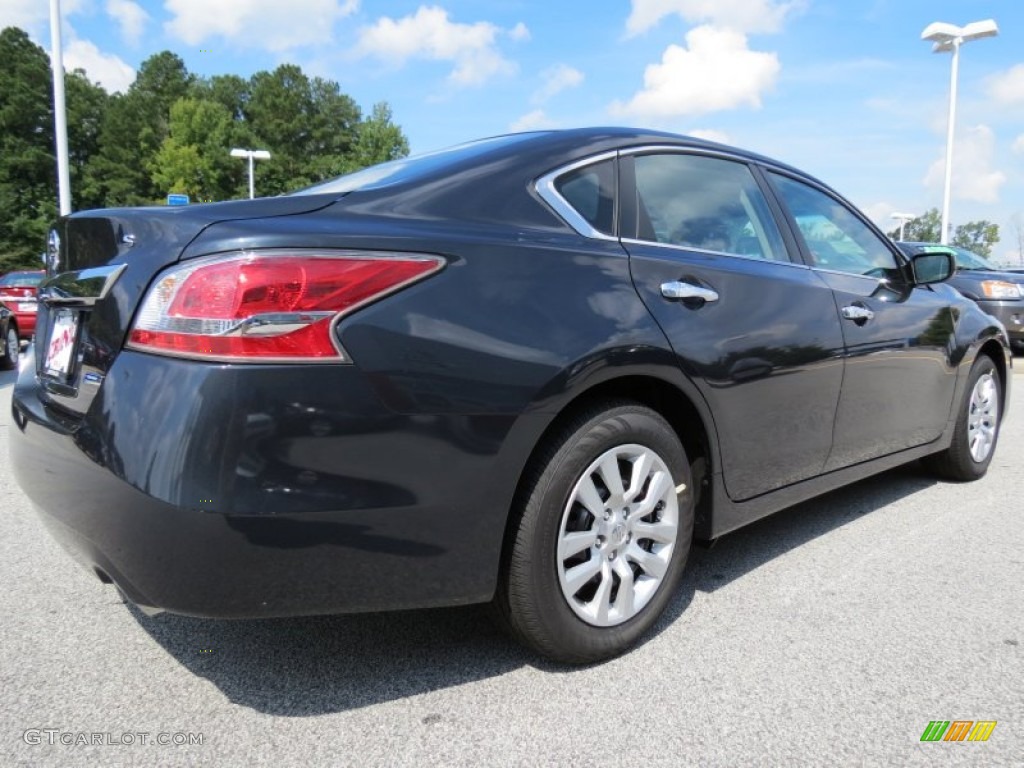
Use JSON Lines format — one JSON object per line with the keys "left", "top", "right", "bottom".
{"left": 924, "top": 354, "right": 1002, "bottom": 481}
{"left": 496, "top": 402, "right": 694, "bottom": 664}
{"left": 1, "top": 325, "right": 18, "bottom": 370}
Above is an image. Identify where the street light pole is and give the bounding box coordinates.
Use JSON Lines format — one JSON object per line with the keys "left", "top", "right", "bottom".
{"left": 921, "top": 19, "right": 999, "bottom": 245}
{"left": 230, "top": 148, "right": 272, "bottom": 199}
{"left": 49, "top": 0, "right": 71, "bottom": 216}
{"left": 891, "top": 212, "right": 916, "bottom": 241}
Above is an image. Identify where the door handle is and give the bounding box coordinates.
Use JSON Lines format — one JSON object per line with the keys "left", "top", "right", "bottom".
{"left": 841, "top": 305, "right": 874, "bottom": 322}
{"left": 660, "top": 281, "right": 719, "bottom": 303}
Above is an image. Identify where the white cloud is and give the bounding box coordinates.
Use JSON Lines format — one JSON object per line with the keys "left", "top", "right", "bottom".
{"left": 533, "top": 64, "right": 584, "bottom": 104}
{"left": 1013, "top": 134, "right": 1024, "bottom": 154}
{"left": 986, "top": 64, "right": 1024, "bottom": 106}
{"left": 0, "top": 0, "right": 86, "bottom": 32}
{"left": 610, "top": 25, "right": 779, "bottom": 118}
{"left": 164, "top": 0, "right": 357, "bottom": 52}
{"left": 688, "top": 128, "right": 731, "bottom": 144}
{"left": 625, "top": 0, "right": 797, "bottom": 36}
{"left": 510, "top": 109, "right": 556, "bottom": 132}
{"left": 861, "top": 202, "right": 900, "bottom": 232}
{"left": 355, "top": 6, "right": 524, "bottom": 87}
{"left": 64, "top": 38, "right": 135, "bottom": 92}
{"left": 508, "top": 22, "right": 530, "bottom": 42}
{"left": 105, "top": 0, "right": 149, "bottom": 45}
{"left": 923, "top": 124, "right": 1006, "bottom": 204}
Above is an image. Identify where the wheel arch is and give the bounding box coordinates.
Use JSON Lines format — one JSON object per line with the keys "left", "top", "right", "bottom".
{"left": 498, "top": 372, "right": 721, "bottom": 581}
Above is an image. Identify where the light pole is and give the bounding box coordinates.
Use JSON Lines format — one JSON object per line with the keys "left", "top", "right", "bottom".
{"left": 230, "top": 148, "right": 271, "bottom": 199}
{"left": 921, "top": 19, "right": 998, "bottom": 244}
{"left": 49, "top": 0, "right": 71, "bottom": 216}
{"left": 890, "top": 212, "right": 916, "bottom": 241}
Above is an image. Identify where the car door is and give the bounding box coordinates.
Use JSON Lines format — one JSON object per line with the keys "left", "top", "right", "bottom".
{"left": 765, "top": 171, "right": 959, "bottom": 470}
{"left": 622, "top": 150, "right": 846, "bottom": 501}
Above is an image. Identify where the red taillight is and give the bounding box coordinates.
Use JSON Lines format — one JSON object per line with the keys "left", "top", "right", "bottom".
{"left": 127, "top": 251, "right": 443, "bottom": 362}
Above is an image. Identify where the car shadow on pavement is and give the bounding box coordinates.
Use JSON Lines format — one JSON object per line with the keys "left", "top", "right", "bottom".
{"left": 128, "top": 462, "right": 939, "bottom": 714}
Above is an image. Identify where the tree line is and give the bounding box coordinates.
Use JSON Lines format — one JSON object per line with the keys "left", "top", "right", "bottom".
{"left": 0, "top": 26, "right": 409, "bottom": 272}
{"left": 886, "top": 208, "right": 999, "bottom": 257}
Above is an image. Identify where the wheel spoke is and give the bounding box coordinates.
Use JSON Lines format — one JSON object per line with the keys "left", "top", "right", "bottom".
{"left": 612, "top": 559, "right": 635, "bottom": 617}
{"left": 598, "top": 454, "right": 625, "bottom": 498}
{"left": 624, "top": 451, "right": 653, "bottom": 503}
{"left": 559, "top": 530, "right": 597, "bottom": 560}
{"left": 633, "top": 519, "right": 677, "bottom": 545}
{"left": 629, "top": 470, "right": 671, "bottom": 520}
{"left": 626, "top": 544, "right": 668, "bottom": 580}
{"left": 575, "top": 475, "right": 606, "bottom": 519}
{"left": 563, "top": 556, "right": 603, "bottom": 596}
{"left": 589, "top": 561, "right": 614, "bottom": 623}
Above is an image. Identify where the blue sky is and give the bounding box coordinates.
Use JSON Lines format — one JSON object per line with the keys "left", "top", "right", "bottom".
{"left": 3, "top": 1, "right": 1024, "bottom": 263}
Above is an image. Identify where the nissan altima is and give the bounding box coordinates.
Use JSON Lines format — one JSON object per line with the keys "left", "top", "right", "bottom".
{"left": 10, "top": 128, "right": 1011, "bottom": 663}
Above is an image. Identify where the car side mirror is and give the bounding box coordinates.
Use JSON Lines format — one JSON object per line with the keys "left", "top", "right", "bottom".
{"left": 911, "top": 251, "right": 954, "bottom": 285}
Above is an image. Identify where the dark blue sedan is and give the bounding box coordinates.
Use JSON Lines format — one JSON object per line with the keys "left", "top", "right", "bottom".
{"left": 10, "top": 128, "right": 1011, "bottom": 663}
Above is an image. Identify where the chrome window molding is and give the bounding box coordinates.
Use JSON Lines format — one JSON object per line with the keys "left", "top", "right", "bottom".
{"left": 620, "top": 237, "right": 811, "bottom": 269}
{"left": 534, "top": 150, "right": 620, "bottom": 241}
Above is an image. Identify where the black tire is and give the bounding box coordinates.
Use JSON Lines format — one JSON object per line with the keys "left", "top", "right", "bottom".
{"left": 924, "top": 354, "right": 1002, "bottom": 481}
{"left": 1, "top": 323, "right": 18, "bottom": 370}
{"left": 495, "top": 402, "right": 694, "bottom": 664}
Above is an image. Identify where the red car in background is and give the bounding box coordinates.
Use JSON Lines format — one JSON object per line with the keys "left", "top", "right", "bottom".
{"left": 0, "top": 270, "right": 44, "bottom": 341}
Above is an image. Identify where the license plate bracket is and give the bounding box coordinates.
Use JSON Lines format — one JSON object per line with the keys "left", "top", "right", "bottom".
{"left": 44, "top": 309, "right": 80, "bottom": 379}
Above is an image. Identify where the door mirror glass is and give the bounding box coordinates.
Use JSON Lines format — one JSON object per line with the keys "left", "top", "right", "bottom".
{"left": 911, "top": 251, "right": 954, "bottom": 284}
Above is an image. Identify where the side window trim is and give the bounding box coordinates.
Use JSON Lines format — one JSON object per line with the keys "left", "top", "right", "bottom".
{"left": 535, "top": 151, "right": 620, "bottom": 241}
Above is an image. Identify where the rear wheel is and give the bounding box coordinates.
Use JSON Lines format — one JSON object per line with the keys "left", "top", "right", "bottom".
{"left": 496, "top": 402, "right": 694, "bottom": 664}
{"left": 924, "top": 354, "right": 1001, "bottom": 481}
{"left": 1, "top": 324, "right": 18, "bottom": 370}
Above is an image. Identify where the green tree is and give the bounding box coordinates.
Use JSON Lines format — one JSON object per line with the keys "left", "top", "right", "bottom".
{"left": 245, "top": 65, "right": 363, "bottom": 194}
{"left": 65, "top": 69, "right": 110, "bottom": 211}
{"left": 888, "top": 208, "right": 942, "bottom": 242}
{"left": 83, "top": 52, "right": 194, "bottom": 206}
{"left": 350, "top": 102, "right": 409, "bottom": 170}
{"left": 951, "top": 220, "right": 998, "bottom": 257}
{"left": 0, "top": 27, "right": 56, "bottom": 270}
{"left": 150, "top": 97, "right": 250, "bottom": 201}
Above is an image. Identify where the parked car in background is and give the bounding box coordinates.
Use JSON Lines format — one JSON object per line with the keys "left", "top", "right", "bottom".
{"left": 10, "top": 128, "right": 1012, "bottom": 663}
{"left": 0, "top": 269, "right": 44, "bottom": 342}
{"left": 1, "top": 303, "right": 18, "bottom": 369}
{"left": 897, "top": 243, "right": 1024, "bottom": 352}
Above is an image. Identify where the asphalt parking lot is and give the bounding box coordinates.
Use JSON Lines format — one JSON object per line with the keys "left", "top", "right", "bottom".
{"left": 1, "top": 357, "right": 1021, "bottom": 767}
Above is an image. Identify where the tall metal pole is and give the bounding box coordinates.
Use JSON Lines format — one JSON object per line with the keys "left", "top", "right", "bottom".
{"left": 248, "top": 153, "right": 255, "bottom": 199}
{"left": 49, "top": 0, "right": 72, "bottom": 216}
{"left": 939, "top": 40, "right": 960, "bottom": 245}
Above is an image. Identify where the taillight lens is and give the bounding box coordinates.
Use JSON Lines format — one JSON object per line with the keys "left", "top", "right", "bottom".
{"left": 128, "top": 251, "right": 443, "bottom": 362}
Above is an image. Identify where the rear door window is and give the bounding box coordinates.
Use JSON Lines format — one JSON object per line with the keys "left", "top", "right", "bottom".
{"left": 632, "top": 153, "right": 789, "bottom": 262}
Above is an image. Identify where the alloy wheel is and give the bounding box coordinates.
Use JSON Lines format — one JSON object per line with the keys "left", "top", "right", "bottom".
{"left": 556, "top": 443, "right": 679, "bottom": 627}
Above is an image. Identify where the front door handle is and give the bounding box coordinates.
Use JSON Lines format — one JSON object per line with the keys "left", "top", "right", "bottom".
{"left": 660, "top": 281, "right": 719, "bottom": 303}
{"left": 841, "top": 305, "right": 875, "bottom": 323}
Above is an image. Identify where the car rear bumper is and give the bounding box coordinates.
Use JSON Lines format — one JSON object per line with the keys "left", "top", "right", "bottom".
{"left": 10, "top": 349, "right": 524, "bottom": 618}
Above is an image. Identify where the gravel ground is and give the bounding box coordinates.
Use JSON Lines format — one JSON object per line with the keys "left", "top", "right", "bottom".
{"left": 1, "top": 357, "right": 1021, "bottom": 767}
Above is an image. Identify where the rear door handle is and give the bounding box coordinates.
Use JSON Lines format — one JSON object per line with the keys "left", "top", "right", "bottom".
{"left": 660, "top": 281, "right": 719, "bottom": 303}
{"left": 841, "top": 305, "right": 874, "bottom": 322}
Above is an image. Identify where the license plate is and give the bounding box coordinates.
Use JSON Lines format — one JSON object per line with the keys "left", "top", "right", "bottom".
{"left": 18, "top": 302, "right": 36, "bottom": 312}
{"left": 45, "top": 310, "right": 79, "bottom": 378}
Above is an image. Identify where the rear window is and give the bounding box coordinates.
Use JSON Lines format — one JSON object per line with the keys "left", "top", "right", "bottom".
{"left": 293, "top": 133, "right": 547, "bottom": 196}
{"left": 0, "top": 272, "right": 43, "bottom": 287}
